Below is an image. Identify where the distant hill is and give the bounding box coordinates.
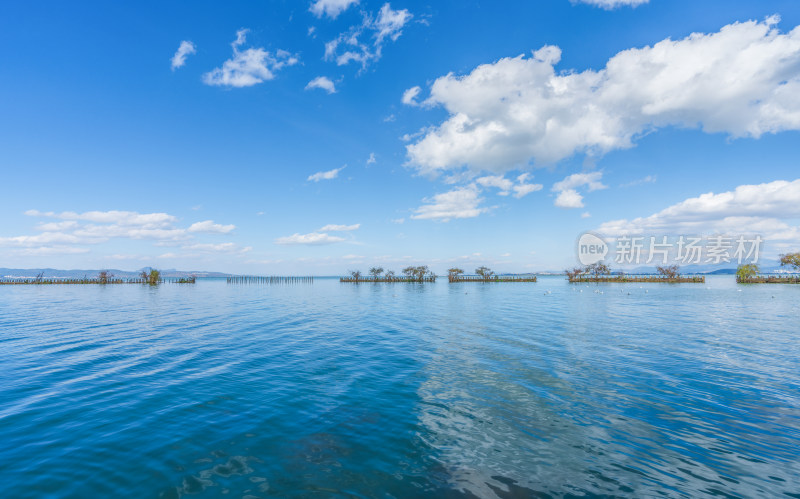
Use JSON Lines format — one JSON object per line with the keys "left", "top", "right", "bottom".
{"left": 0, "top": 268, "right": 233, "bottom": 279}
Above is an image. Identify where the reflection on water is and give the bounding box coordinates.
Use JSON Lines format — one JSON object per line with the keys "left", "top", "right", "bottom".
{"left": 0, "top": 277, "right": 799, "bottom": 498}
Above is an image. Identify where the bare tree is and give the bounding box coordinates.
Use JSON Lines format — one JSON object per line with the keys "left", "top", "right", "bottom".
{"left": 565, "top": 267, "right": 584, "bottom": 279}
{"left": 98, "top": 270, "right": 114, "bottom": 284}
{"left": 780, "top": 252, "right": 800, "bottom": 271}
{"left": 586, "top": 262, "right": 610, "bottom": 278}
{"left": 349, "top": 270, "right": 362, "bottom": 280}
{"left": 369, "top": 267, "right": 384, "bottom": 279}
{"left": 656, "top": 265, "right": 680, "bottom": 279}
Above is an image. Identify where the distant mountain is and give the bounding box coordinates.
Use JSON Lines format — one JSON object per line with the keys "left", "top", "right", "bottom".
{"left": 0, "top": 268, "right": 233, "bottom": 279}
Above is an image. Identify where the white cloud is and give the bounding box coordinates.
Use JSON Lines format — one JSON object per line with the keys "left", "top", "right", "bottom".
{"left": 476, "top": 175, "right": 513, "bottom": 195}
{"left": 476, "top": 173, "right": 543, "bottom": 198}
{"left": 366, "top": 152, "right": 376, "bottom": 165}
{"left": 411, "top": 185, "right": 488, "bottom": 221}
{"left": 187, "top": 220, "right": 236, "bottom": 234}
{"left": 552, "top": 171, "right": 606, "bottom": 208}
{"left": 402, "top": 85, "right": 421, "bottom": 106}
{"left": 554, "top": 189, "right": 585, "bottom": 209}
{"left": 319, "top": 224, "right": 360, "bottom": 231}
{"left": 552, "top": 172, "right": 607, "bottom": 192}
{"left": 307, "top": 166, "right": 345, "bottom": 182}
{"left": 597, "top": 179, "right": 800, "bottom": 241}
{"left": 406, "top": 17, "right": 800, "bottom": 175}
{"left": 582, "top": 212, "right": 592, "bottom": 218}
{"left": 203, "top": 29, "right": 298, "bottom": 87}
{"left": 182, "top": 242, "right": 251, "bottom": 254}
{"left": 574, "top": 0, "right": 648, "bottom": 9}
{"left": 391, "top": 218, "right": 405, "bottom": 224}
{"left": 310, "top": 0, "right": 359, "bottom": 19}
{"left": 324, "top": 3, "right": 413, "bottom": 70}
{"left": 620, "top": 175, "right": 657, "bottom": 187}
{"left": 171, "top": 40, "right": 196, "bottom": 70}
{"left": 5, "top": 210, "right": 240, "bottom": 256}
{"left": 275, "top": 232, "right": 347, "bottom": 245}
{"left": 513, "top": 182, "right": 543, "bottom": 198}
{"left": 26, "top": 210, "right": 177, "bottom": 227}
{"left": 305, "top": 76, "right": 337, "bottom": 94}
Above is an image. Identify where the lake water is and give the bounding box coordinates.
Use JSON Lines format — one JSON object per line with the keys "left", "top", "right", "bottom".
{"left": 1, "top": 276, "right": 799, "bottom": 498}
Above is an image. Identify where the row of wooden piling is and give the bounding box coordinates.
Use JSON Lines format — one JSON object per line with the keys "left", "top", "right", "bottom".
{"left": 227, "top": 276, "right": 314, "bottom": 284}
{"left": 568, "top": 275, "right": 705, "bottom": 283}
{"left": 0, "top": 277, "right": 196, "bottom": 285}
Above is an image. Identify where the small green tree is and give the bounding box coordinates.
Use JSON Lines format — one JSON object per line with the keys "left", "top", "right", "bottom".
{"left": 475, "top": 266, "right": 494, "bottom": 279}
{"left": 448, "top": 267, "right": 464, "bottom": 278}
{"left": 402, "top": 266, "right": 416, "bottom": 279}
{"left": 369, "top": 267, "right": 384, "bottom": 279}
{"left": 780, "top": 252, "right": 800, "bottom": 272}
{"left": 139, "top": 268, "right": 161, "bottom": 285}
{"left": 736, "top": 264, "right": 759, "bottom": 282}
{"left": 413, "top": 265, "right": 430, "bottom": 281}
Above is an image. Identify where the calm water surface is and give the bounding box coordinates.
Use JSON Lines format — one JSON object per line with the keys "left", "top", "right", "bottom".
{"left": 1, "top": 276, "right": 799, "bottom": 498}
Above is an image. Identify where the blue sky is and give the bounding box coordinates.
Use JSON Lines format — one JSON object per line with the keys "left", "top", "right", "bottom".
{"left": 1, "top": 0, "right": 799, "bottom": 274}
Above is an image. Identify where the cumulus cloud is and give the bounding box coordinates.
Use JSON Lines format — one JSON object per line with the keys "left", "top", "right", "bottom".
{"left": 411, "top": 185, "right": 488, "bottom": 221}
{"left": 366, "top": 152, "right": 376, "bottom": 165}
{"left": 554, "top": 189, "right": 585, "bottom": 209}
{"left": 552, "top": 171, "right": 606, "bottom": 209}
{"left": 324, "top": 3, "right": 412, "bottom": 70}
{"left": 597, "top": 179, "right": 800, "bottom": 241}
{"left": 406, "top": 17, "right": 800, "bottom": 175}
{"left": 187, "top": 220, "right": 236, "bottom": 234}
{"left": 305, "top": 76, "right": 337, "bottom": 94}
{"left": 203, "top": 29, "right": 298, "bottom": 87}
{"left": 319, "top": 224, "right": 360, "bottom": 231}
{"left": 402, "top": 85, "right": 422, "bottom": 106}
{"left": 275, "top": 232, "right": 347, "bottom": 245}
{"left": 573, "top": 0, "right": 648, "bottom": 9}
{"left": 171, "top": 40, "right": 196, "bottom": 70}
{"left": 310, "top": 0, "right": 359, "bottom": 19}
{"left": 307, "top": 166, "right": 345, "bottom": 182}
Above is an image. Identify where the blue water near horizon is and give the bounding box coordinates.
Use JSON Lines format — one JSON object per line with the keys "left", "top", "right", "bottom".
{"left": 1, "top": 276, "right": 799, "bottom": 498}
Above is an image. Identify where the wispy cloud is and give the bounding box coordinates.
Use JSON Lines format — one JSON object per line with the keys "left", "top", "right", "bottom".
{"left": 171, "top": 40, "right": 196, "bottom": 70}
{"left": 307, "top": 166, "right": 345, "bottom": 182}
{"left": 324, "top": 3, "right": 413, "bottom": 70}
{"left": 275, "top": 232, "right": 347, "bottom": 245}
{"left": 319, "top": 223, "right": 360, "bottom": 231}
{"left": 573, "top": 0, "right": 648, "bottom": 9}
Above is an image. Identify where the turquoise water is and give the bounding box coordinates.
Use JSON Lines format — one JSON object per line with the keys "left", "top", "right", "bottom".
{"left": 1, "top": 276, "right": 799, "bottom": 498}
